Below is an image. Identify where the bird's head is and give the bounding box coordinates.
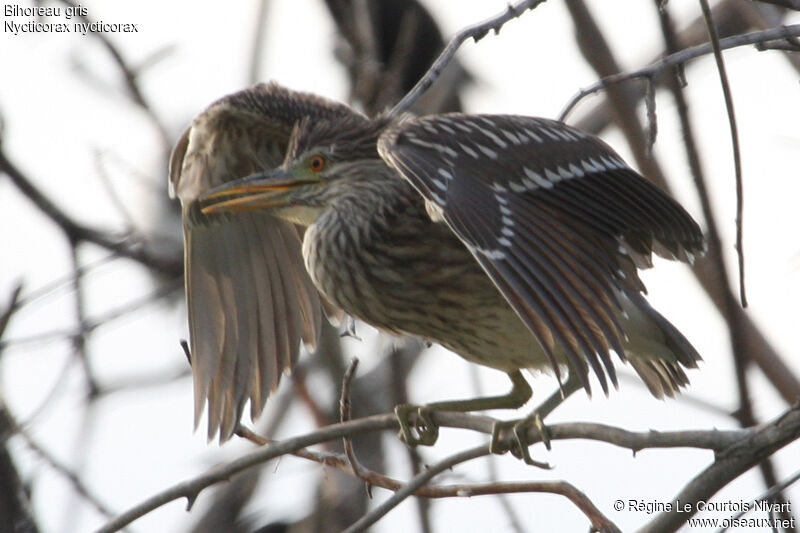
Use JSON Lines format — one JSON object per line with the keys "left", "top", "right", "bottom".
{"left": 200, "top": 114, "right": 393, "bottom": 226}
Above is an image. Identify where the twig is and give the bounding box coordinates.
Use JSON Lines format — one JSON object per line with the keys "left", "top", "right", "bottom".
{"left": 698, "top": 0, "right": 747, "bottom": 308}
{"left": 55, "top": 0, "right": 171, "bottom": 154}
{"left": 429, "top": 480, "right": 621, "bottom": 533}
{"left": 641, "top": 403, "right": 800, "bottom": 532}
{"left": 390, "top": 0, "right": 549, "bottom": 115}
{"left": 94, "top": 414, "right": 397, "bottom": 533}
{"left": 340, "top": 358, "right": 368, "bottom": 483}
{"left": 69, "top": 241, "right": 100, "bottom": 398}
{"left": 0, "top": 147, "right": 182, "bottom": 277}
{"left": 654, "top": 6, "right": 795, "bottom": 528}
{"left": 343, "top": 444, "right": 490, "bottom": 532}
{"left": 0, "top": 279, "right": 182, "bottom": 351}
{"left": 719, "top": 468, "right": 800, "bottom": 531}
{"left": 92, "top": 148, "right": 138, "bottom": 235}
{"left": 248, "top": 0, "right": 270, "bottom": 84}
{"left": 559, "top": 24, "right": 800, "bottom": 120}
{"left": 13, "top": 254, "right": 119, "bottom": 310}
{"left": 469, "top": 365, "right": 527, "bottom": 533}
{"left": 564, "top": 0, "right": 667, "bottom": 187}
{"left": 95, "top": 404, "right": 800, "bottom": 533}
{"left": 0, "top": 283, "right": 23, "bottom": 342}
{"left": 2, "top": 407, "right": 118, "bottom": 522}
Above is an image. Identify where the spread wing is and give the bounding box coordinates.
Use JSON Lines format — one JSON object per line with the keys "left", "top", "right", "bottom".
{"left": 378, "top": 114, "right": 704, "bottom": 393}
{"left": 170, "top": 83, "right": 357, "bottom": 440}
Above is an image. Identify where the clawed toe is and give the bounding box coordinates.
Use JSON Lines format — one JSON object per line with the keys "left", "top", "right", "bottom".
{"left": 490, "top": 415, "right": 553, "bottom": 468}
{"left": 395, "top": 404, "right": 440, "bottom": 447}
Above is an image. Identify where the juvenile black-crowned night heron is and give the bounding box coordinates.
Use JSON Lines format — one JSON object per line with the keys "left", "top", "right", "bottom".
{"left": 169, "top": 83, "right": 703, "bottom": 456}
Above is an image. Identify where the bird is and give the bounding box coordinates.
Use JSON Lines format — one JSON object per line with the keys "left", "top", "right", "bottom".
{"left": 169, "top": 82, "right": 703, "bottom": 455}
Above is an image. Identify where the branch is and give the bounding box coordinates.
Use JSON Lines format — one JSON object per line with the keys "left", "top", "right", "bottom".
{"left": 55, "top": 0, "right": 171, "bottom": 155}
{"left": 641, "top": 404, "right": 800, "bottom": 531}
{"left": 390, "top": 0, "right": 549, "bottom": 115}
{"left": 94, "top": 403, "right": 800, "bottom": 533}
{"left": 698, "top": 0, "right": 747, "bottom": 308}
{"left": 559, "top": 24, "right": 800, "bottom": 120}
{"left": 0, "top": 147, "right": 182, "bottom": 277}
{"left": 342, "top": 444, "right": 489, "bottom": 532}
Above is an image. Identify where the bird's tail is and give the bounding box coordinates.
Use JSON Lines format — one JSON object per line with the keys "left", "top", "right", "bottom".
{"left": 619, "top": 290, "right": 702, "bottom": 398}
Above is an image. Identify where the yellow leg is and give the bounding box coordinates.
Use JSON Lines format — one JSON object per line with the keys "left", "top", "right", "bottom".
{"left": 395, "top": 370, "right": 532, "bottom": 447}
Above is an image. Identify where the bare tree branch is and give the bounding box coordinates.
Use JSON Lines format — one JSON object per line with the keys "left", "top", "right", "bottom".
{"left": 0, "top": 146, "right": 182, "bottom": 277}
{"left": 698, "top": 0, "right": 747, "bottom": 308}
{"left": 559, "top": 24, "right": 800, "bottom": 121}
{"left": 642, "top": 404, "right": 800, "bottom": 532}
{"left": 94, "top": 402, "right": 800, "bottom": 533}
{"left": 390, "top": 0, "right": 549, "bottom": 115}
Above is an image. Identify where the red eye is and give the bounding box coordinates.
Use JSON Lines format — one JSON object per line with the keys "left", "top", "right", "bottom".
{"left": 309, "top": 155, "right": 326, "bottom": 172}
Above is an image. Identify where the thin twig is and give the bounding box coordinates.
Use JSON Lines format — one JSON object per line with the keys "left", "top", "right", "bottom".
{"left": 340, "top": 358, "right": 368, "bottom": 482}
{"left": 698, "top": 0, "right": 747, "bottom": 308}
{"left": 0, "top": 279, "right": 182, "bottom": 351}
{"left": 390, "top": 0, "right": 548, "bottom": 115}
{"left": 69, "top": 241, "right": 100, "bottom": 398}
{"left": 95, "top": 404, "right": 800, "bottom": 533}
{"left": 719, "top": 468, "right": 800, "bottom": 532}
{"left": 55, "top": 0, "right": 171, "bottom": 155}
{"left": 0, "top": 147, "right": 182, "bottom": 277}
{"left": 559, "top": 24, "right": 800, "bottom": 120}
{"left": 641, "top": 403, "right": 800, "bottom": 532}
{"left": 343, "top": 444, "right": 490, "bottom": 533}
{"left": 0, "top": 283, "right": 23, "bottom": 342}
{"left": 248, "top": 0, "right": 270, "bottom": 84}
{"left": 2, "top": 408, "right": 118, "bottom": 522}
{"left": 653, "top": 7, "right": 795, "bottom": 529}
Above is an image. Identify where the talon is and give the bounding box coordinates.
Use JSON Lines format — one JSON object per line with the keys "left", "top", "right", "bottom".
{"left": 490, "top": 422, "right": 511, "bottom": 455}
{"left": 532, "top": 412, "right": 552, "bottom": 451}
{"left": 491, "top": 417, "right": 552, "bottom": 468}
{"left": 513, "top": 419, "right": 552, "bottom": 469}
{"left": 394, "top": 404, "right": 439, "bottom": 447}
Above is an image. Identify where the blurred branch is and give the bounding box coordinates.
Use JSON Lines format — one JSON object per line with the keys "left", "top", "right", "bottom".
{"left": 642, "top": 403, "right": 800, "bottom": 532}
{"left": 69, "top": 242, "right": 100, "bottom": 398}
{"left": 94, "top": 403, "right": 800, "bottom": 533}
{"left": 559, "top": 24, "right": 800, "bottom": 121}
{"left": 564, "top": 0, "right": 668, "bottom": 186}
{"left": 341, "top": 444, "right": 489, "bottom": 533}
{"left": 1, "top": 406, "right": 116, "bottom": 525}
{"left": 0, "top": 405, "right": 40, "bottom": 533}
{"left": 248, "top": 0, "right": 271, "bottom": 84}
{"left": 390, "top": 0, "right": 548, "bottom": 115}
{"left": 55, "top": 0, "right": 172, "bottom": 156}
{"left": 0, "top": 279, "right": 182, "bottom": 352}
{"left": 558, "top": 21, "right": 800, "bottom": 403}
{"left": 723, "top": 468, "right": 800, "bottom": 530}
{"left": 698, "top": 0, "right": 747, "bottom": 308}
{"left": 0, "top": 147, "right": 182, "bottom": 277}
{"left": 655, "top": 7, "right": 795, "bottom": 529}
{"left": 572, "top": 0, "right": 797, "bottom": 134}
{"left": 0, "top": 284, "right": 23, "bottom": 342}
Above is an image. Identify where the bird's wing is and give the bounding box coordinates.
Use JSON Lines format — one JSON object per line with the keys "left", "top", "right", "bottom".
{"left": 379, "top": 114, "right": 704, "bottom": 393}
{"left": 170, "top": 83, "right": 356, "bottom": 440}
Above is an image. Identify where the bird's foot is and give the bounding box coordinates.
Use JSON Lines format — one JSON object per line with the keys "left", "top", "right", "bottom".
{"left": 490, "top": 411, "right": 553, "bottom": 468}
{"left": 395, "top": 404, "right": 439, "bottom": 447}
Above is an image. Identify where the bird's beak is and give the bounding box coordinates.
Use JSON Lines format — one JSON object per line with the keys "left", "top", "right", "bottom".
{"left": 200, "top": 169, "right": 314, "bottom": 214}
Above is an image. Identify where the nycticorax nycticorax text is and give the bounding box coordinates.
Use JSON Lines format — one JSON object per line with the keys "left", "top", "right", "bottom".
{"left": 169, "top": 83, "right": 703, "bottom": 454}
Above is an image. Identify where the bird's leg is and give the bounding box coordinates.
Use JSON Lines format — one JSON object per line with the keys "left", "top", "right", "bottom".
{"left": 491, "top": 372, "right": 583, "bottom": 467}
{"left": 395, "top": 370, "right": 532, "bottom": 447}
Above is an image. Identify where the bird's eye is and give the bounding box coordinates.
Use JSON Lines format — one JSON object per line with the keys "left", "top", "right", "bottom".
{"left": 308, "top": 155, "right": 326, "bottom": 172}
